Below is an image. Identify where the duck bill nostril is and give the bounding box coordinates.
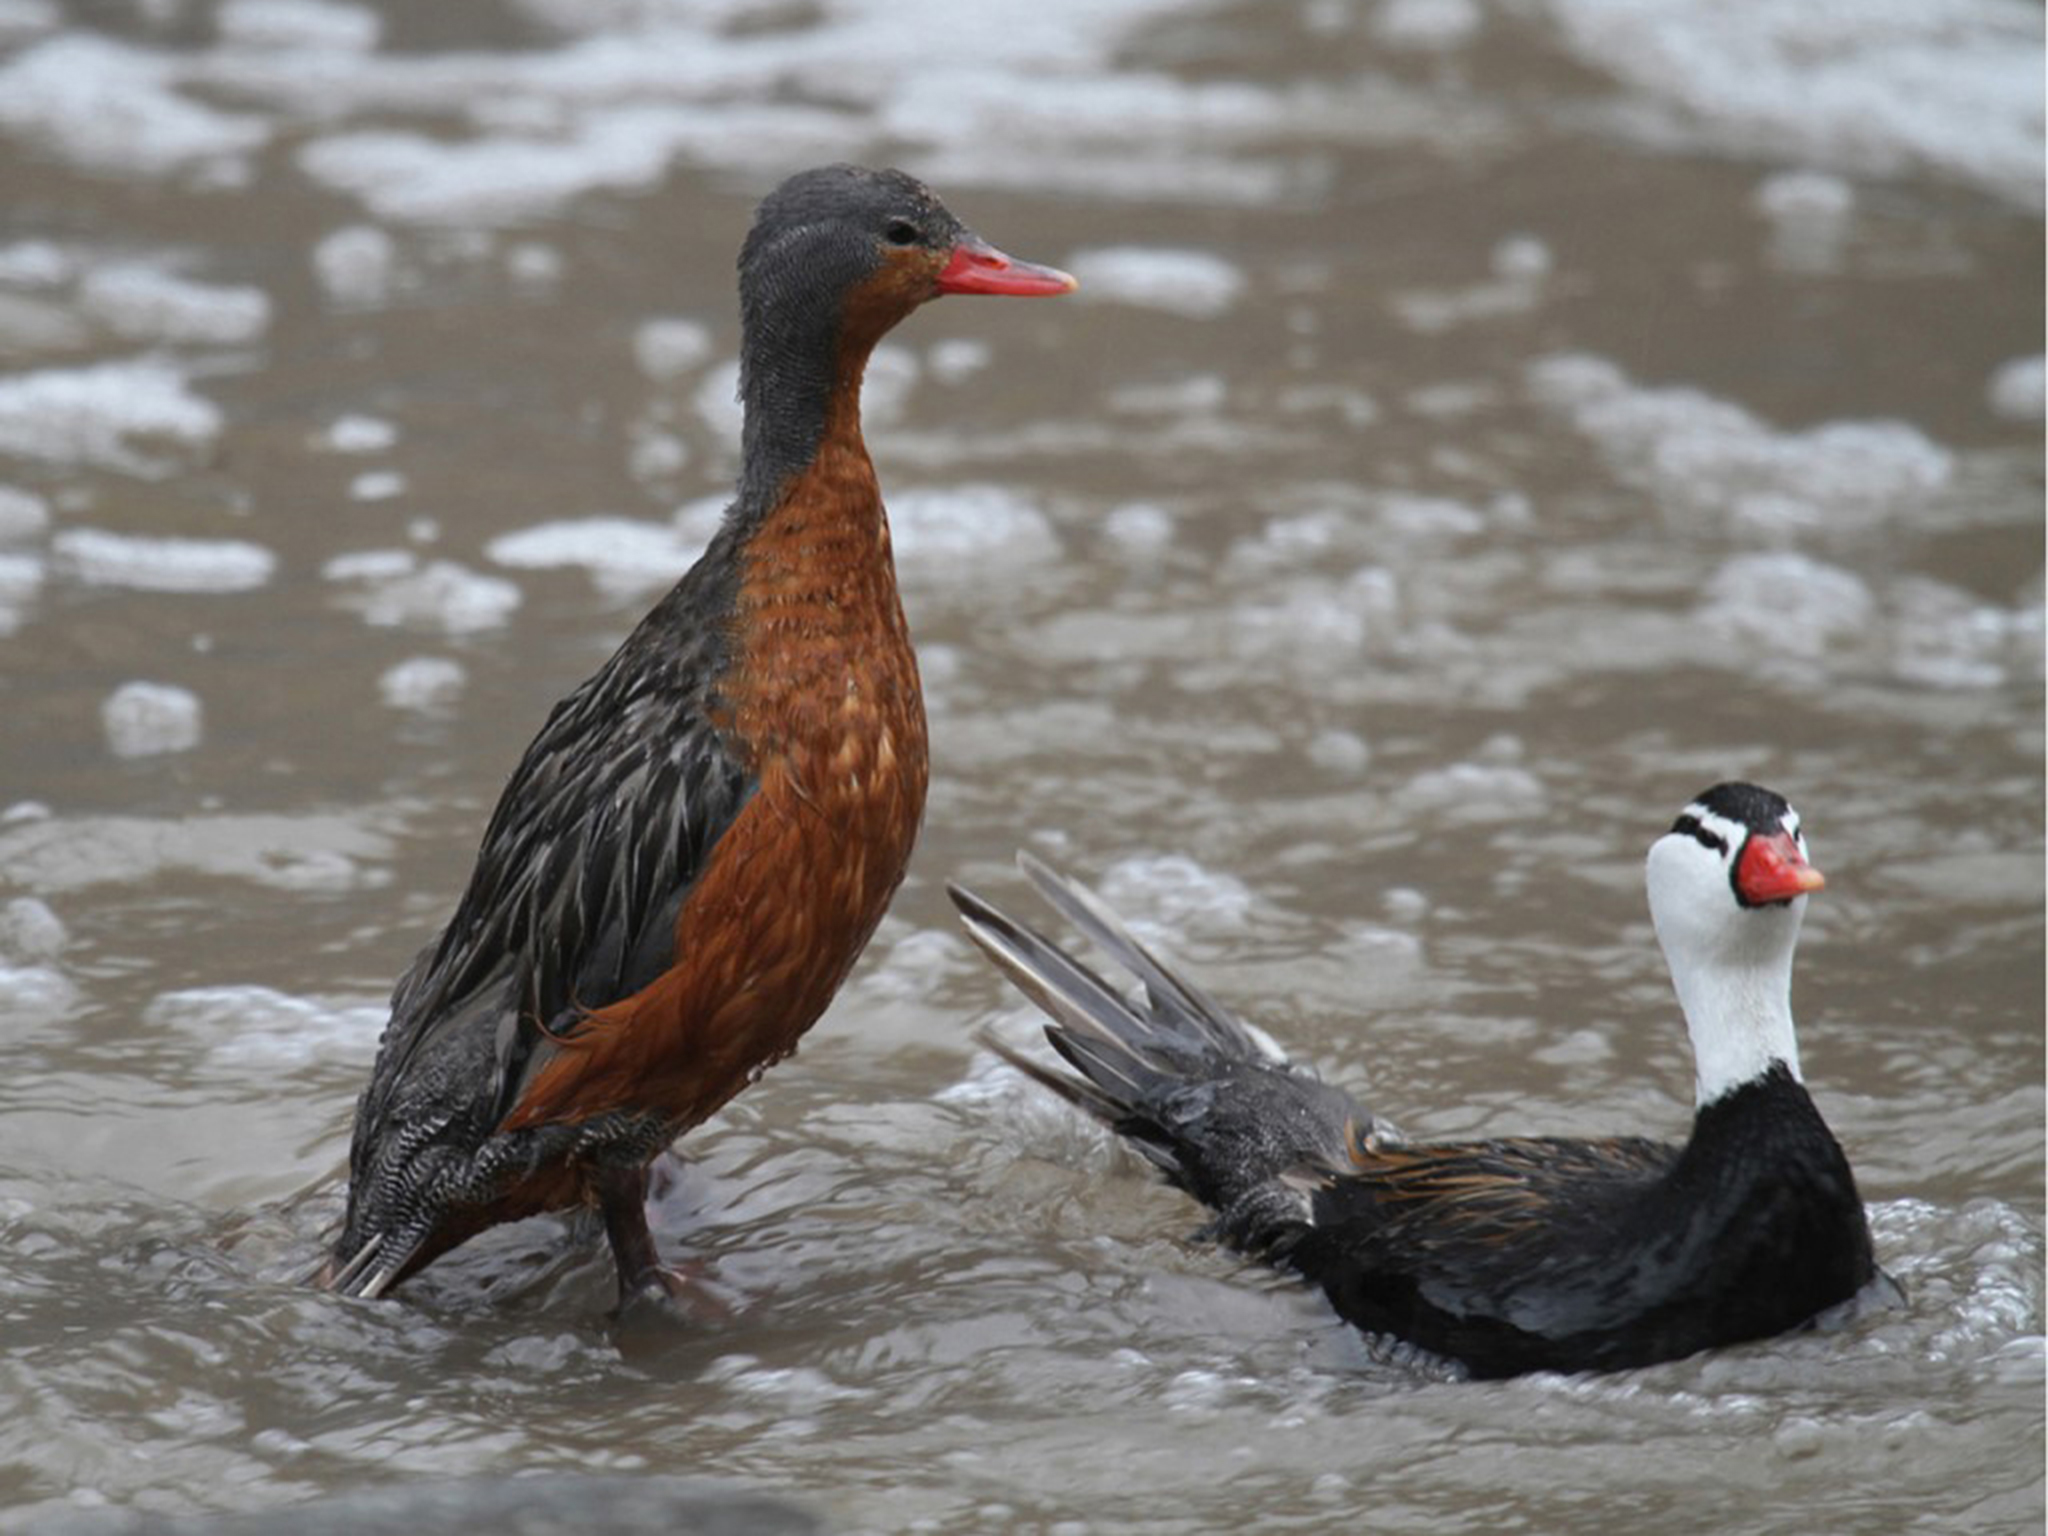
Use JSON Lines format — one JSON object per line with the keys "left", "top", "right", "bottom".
{"left": 936, "top": 236, "right": 1078, "bottom": 296}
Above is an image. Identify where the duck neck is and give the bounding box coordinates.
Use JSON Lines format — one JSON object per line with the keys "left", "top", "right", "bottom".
{"left": 1672, "top": 954, "right": 1802, "bottom": 1110}
{"left": 733, "top": 305, "right": 876, "bottom": 533}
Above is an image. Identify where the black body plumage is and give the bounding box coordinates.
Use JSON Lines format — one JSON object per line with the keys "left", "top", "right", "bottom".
{"left": 951, "top": 851, "right": 1876, "bottom": 1378}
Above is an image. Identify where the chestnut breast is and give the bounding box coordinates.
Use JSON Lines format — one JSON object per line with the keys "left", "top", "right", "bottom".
{"left": 503, "top": 415, "right": 928, "bottom": 1133}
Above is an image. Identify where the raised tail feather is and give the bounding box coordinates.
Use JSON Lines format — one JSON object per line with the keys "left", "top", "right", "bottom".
{"left": 948, "top": 854, "right": 1379, "bottom": 1254}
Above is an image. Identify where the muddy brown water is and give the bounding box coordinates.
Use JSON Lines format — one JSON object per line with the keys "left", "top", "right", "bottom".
{"left": 0, "top": 2, "right": 2040, "bottom": 1533}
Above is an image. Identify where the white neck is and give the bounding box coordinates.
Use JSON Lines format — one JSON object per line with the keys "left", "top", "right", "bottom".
{"left": 1645, "top": 830, "right": 1808, "bottom": 1110}
{"left": 1667, "top": 952, "right": 1802, "bottom": 1108}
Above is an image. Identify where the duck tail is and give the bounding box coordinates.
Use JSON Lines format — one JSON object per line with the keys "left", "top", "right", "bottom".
{"left": 948, "top": 854, "right": 1376, "bottom": 1256}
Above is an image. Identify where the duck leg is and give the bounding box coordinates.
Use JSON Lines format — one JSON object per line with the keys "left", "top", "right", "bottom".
{"left": 597, "top": 1161, "right": 732, "bottom": 1321}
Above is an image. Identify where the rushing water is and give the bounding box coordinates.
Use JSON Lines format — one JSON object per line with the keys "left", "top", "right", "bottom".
{"left": 0, "top": 1, "right": 2041, "bottom": 1532}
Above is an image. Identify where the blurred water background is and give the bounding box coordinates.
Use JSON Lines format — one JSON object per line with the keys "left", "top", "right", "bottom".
{"left": 0, "top": 1, "right": 2040, "bottom": 1531}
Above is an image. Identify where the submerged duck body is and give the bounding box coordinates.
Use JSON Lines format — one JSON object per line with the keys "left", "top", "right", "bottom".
{"left": 326, "top": 165, "right": 1074, "bottom": 1304}
{"left": 950, "top": 783, "right": 1877, "bottom": 1378}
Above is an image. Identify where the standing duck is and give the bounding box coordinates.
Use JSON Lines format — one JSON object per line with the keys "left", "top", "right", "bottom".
{"left": 948, "top": 783, "right": 1878, "bottom": 1377}
{"left": 324, "top": 165, "right": 1075, "bottom": 1305}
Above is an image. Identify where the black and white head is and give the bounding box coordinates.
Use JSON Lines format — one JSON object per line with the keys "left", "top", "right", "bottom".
{"left": 1645, "top": 782, "right": 1826, "bottom": 1106}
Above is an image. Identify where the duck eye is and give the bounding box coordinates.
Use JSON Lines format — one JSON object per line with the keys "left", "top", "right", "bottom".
{"left": 884, "top": 219, "right": 920, "bottom": 247}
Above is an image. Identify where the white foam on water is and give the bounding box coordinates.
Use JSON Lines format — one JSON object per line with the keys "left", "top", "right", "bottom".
{"left": 855, "top": 926, "right": 977, "bottom": 1010}
{"left": 1067, "top": 247, "right": 1245, "bottom": 318}
{"left": 100, "top": 681, "right": 204, "bottom": 758}
{"left": 378, "top": 655, "right": 468, "bottom": 710}
{"left": 632, "top": 317, "right": 713, "bottom": 382}
{"left": 1380, "top": 886, "right": 1431, "bottom": 924}
{"left": 486, "top": 515, "right": 706, "bottom": 596}
{"left": 0, "top": 239, "right": 75, "bottom": 288}
{"left": 0, "top": 550, "right": 43, "bottom": 592}
{"left": 1099, "top": 852, "right": 1254, "bottom": 936}
{"left": 0, "top": 810, "right": 391, "bottom": 893}
{"left": 316, "top": 413, "right": 398, "bottom": 454}
{"left": 1698, "top": 551, "right": 1877, "bottom": 660}
{"left": 1986, "top": 356, "right": 2044, "bottom": 421}
{"left": 1306, "top": 728, "right": 1371, "bottom": 776}
{"left": 143, "top": 984, "right": 387, "bottom": 1067}
{"left": 699, "top": 1354, "right": 866, "bottom": 1411}
{"left": 692, "top": 358, "right": 743, "bottom": 443}
{"left": 0, "top": 485, "right": 49, "bottom": 541}
{"left": 1374, "top": 493, "right": 1489, "bottom": 540}
{"left": 503, "top": 240, "right": 565, "bottom": 291}
{"left": 926, "top": 337, "right": 990, "bottom": 386}
{"left": 672, "top": 493, "right": 730, "bottom": 547}
{"left": 334, "top": 557, "right": 522, "bottom": 633}
{"left": 322, "top": 548, "right": 415, "bottom": 582}
{"left": 0, "top": 896, "right": 66, "bottom": 962}
{"left": 1372, "top": 0, "right": 1485, "bottom": 50}
{"left": 298, "top": 128, "right": 652, "bottom": 225}
{"left": 179, "top": 0, "right": 1435, "bottom": 224}
{"left": 1491, "top": 234, "right": 1554, "bottom": 280}
{"left": 77, "top": 264, "right": 271, "bottom": 346}
{"left": 1528, "top": 353, "right": 1953, "bottom": 535}
{"left": 938, "top": 1013, "right": 1146, "bottom": 1173}
{"left": 0, "top": 0, "right": 58, "bottom": 42}
{"left": 1404, "top": 381, "right": 1498, "bottom": 420}
{"left": 0, "top": 962, "right": 77, "bottom": 1025}
{"left": 348, "top": 470, "right": 406, "bottom": 501}
{"left": 891, "top": 63, "right": 1492, "bottom": 191}
{"left": 1753, "top": 169, "right": 1857, "bottom": 272}
{"left": 216, "top": 0, "right": 381, "bottom": 54}
{"left": 1229, "top": 567, "right": 1405, "bottom": 662}
{"left": 883, "top": 484, "right": 1059, "bottom": 573}
{"left": 1102, "top": 500, "right": 1175, "bottom": 555}
{"left": 1224, "top": 508, "right": 1348, "bottom": 578}
{"left": 0, "top": 358, "right": 223, "bottom": 473}
{"left": 1887, "top": 575, "right": 2039, "bottom": 691}
{"left": 862, "top": 344, "right": 920, "bottom": 426}
{"left": 0, "top": 551, "right": 43, "bottom": 636}
{"left": 53, "top": 528, "right": 275, "bottom": 593}
{"left": 294, "top": 100, "right": 854, "bottom": 225}
{"left": 1109, "top": 374, "right": 1228, "bottom": 418}
{"left": 1395, "top": 762, "right": 1548, "bottom": 819}
{"left": 1393, "top": 239, "right": 1548, "bottom": 333}
{"left": 1275, "top": 383, "right": 1380, "bottom": 428}
{"left": 0, "top": 34, "right": 270, "bottom": 180}
{"left": 627, "top": 426, "right": 687, "bottom": 484}
{"left": 1754, "top": 168, "right": 1855, "bottom": 220}
{"left": 312, "top": 224, "right": 397, "bottom": 307}
{"left": 1540, "top": 0, "right": 2044, "bottom": 208}
{"left": 509, "top": 0, "right": 766, "bottom": 29}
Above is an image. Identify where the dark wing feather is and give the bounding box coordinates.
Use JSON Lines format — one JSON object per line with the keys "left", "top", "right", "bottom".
{"left": 355, "top": 553, "right": 755, "bottom": 1149}
{"left": 1327, "top": 1135, "right": 1676, "bottom": 1238}
{"left": 1302, "top": 1133, "right": 1682, "bottom": 1348}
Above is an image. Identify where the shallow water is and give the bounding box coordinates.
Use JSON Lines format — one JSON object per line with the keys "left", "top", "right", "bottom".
{"left": 0, "top": 0, "right": 2041, "bottom": 1532}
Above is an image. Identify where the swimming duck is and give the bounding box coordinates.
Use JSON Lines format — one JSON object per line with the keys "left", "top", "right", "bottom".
{"left": 324, "top": 164, "right": 1075, "bottom": 1304}
{"left": 948, "top": 783, "right": 1877, "bottom": 1377}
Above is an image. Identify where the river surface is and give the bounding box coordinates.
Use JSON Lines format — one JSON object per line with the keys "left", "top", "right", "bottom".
{"left": 0, "top": 1, "right": 2041, "bottom": 1532}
